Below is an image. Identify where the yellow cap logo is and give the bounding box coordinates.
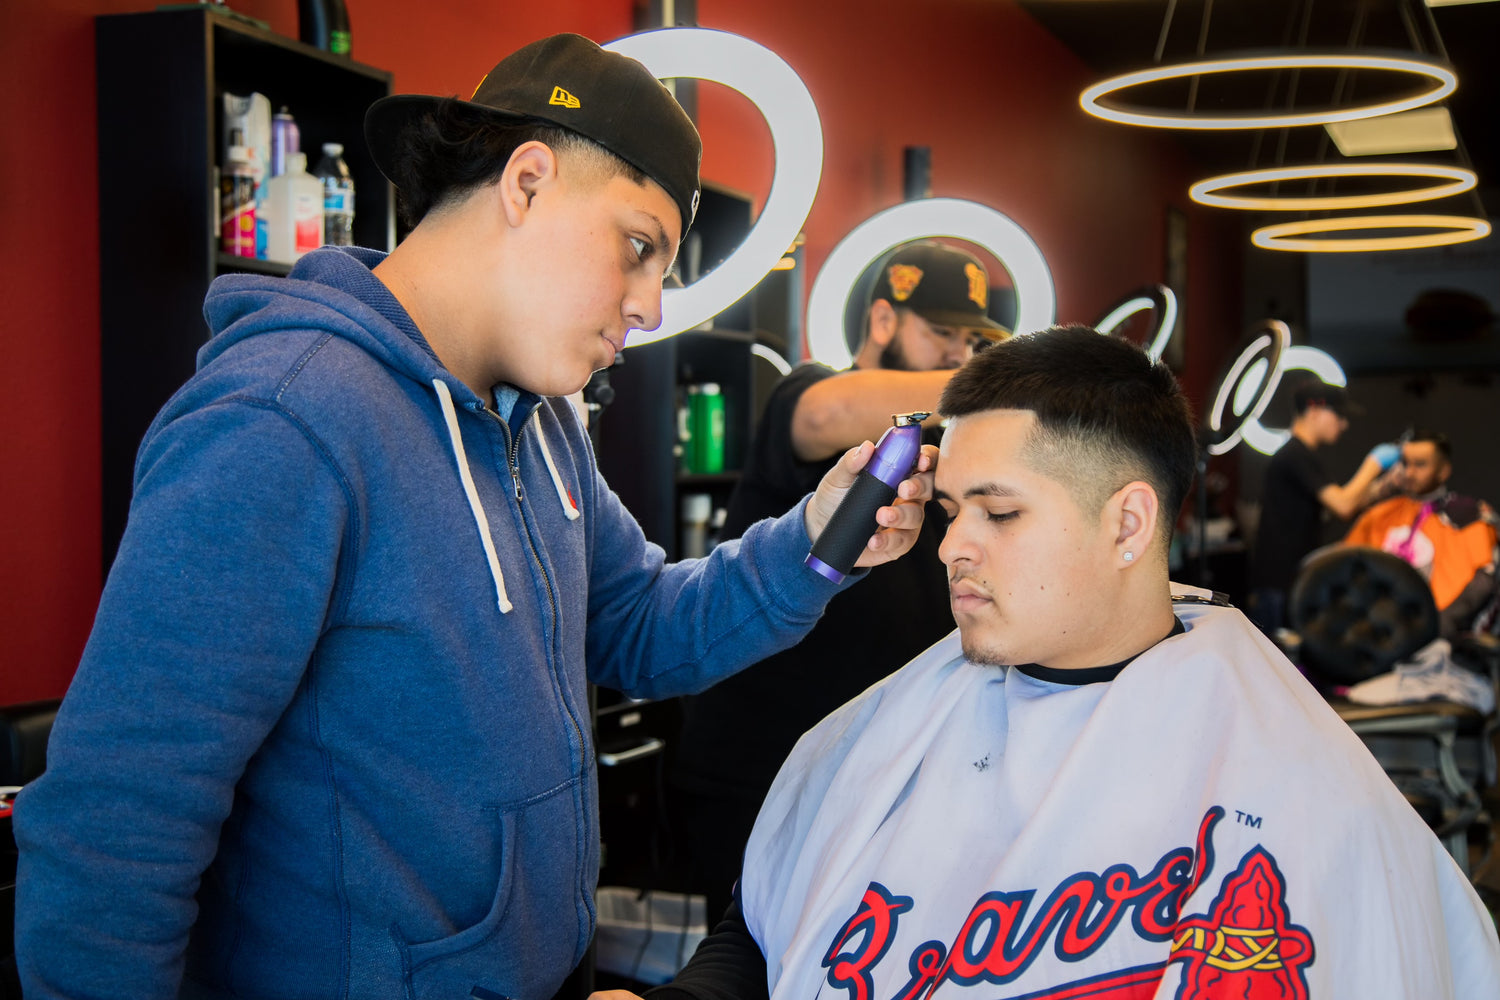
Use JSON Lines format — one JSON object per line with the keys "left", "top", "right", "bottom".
{"left": 470, "top": 73, "right": 490, "bottom": 99}
{"left": 887, "top": 264, "right": 923, "bottom": 302}
{"left": 964, "top": 262, "right": 988, "bottom": 310}
{"left": 548, "top": 86, "right": 581, "bottom": 109}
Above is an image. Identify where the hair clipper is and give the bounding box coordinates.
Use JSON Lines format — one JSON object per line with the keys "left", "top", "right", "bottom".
{"left": 806, "top": 412, "right": 930, "bottom": 584}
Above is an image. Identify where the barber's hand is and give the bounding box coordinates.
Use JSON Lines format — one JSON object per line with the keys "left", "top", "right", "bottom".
{"left": 804, "top": 442, "right": 938, "bottom": 569}
{"left": 588, "top": 991, "right": 646, "bottom": 1000}
{"left": 1367, "top": 442, "right": 1401, "bottom": 471}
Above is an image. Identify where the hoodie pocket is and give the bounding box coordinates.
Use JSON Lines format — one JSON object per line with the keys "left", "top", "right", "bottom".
{"left": 398, "top": 782, "right": 585, "bottom": 999}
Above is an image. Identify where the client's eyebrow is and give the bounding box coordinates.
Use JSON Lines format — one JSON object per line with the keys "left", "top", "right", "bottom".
{"left": 933, "top": 482, "right": 1022, "bottom": 504}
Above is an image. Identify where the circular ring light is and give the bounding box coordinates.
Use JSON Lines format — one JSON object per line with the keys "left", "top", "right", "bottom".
{"left": 605, "top": 28, "right": 823, "bottom": 346}
{"left": 1080, "top": 52, "right": 1457, "bottom": 130}
{"left": 1204, "top": 321, "right": 1289, "bottom": 456}
{"left": 1240, "top": 346, "right": 1348, "bottom": 455}
{"left": 1190, "top": 164, "right": 1477, "bottom": 211}
{"left": 1250, "top": 214, "right": 1491, "bottom": 252}
{"left": 806, "top": 199, "right": 1055, "bottom": 370}
{"left": 751, "top": 343, "right": 792, "bottom": 377}
{"left": 1093, "top": 284, "right": 1178, "bottom": 362}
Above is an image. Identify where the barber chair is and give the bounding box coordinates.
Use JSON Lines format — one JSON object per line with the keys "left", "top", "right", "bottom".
{"left": 1284, "top": 547, "right": 1499, "bottom": 879}
{"left": 1, "top": 698, "right": 62, "bottom": 1000}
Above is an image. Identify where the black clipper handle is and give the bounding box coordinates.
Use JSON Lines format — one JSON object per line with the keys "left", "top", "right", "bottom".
{"left": 807, "top": 469, "right": 898, "bottom": 578}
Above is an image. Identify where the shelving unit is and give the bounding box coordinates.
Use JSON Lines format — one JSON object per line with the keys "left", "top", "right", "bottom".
{"left": 95, "top": 7, "right": 393, "bottom": 574}
{"left": 596, "top": 328, "right": 756, "bottom": 560}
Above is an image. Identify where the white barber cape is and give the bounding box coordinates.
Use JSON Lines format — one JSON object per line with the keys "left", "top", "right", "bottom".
{"left": 741, "top": 601, "right": 1500, "bottom": 1000}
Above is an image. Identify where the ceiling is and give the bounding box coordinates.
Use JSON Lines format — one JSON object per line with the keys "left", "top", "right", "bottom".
{"left": 1014, "top": 0, "right": 1500, "bottom": 218}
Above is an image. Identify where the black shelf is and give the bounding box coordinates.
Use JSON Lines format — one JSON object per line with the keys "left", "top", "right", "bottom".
{"left": 597, "top": 329, "right": 756, "bottom": 560}
{"left": 676, "top": 472, "right": 740, "bottom": 489}
{"left": 214, "top": 252, "right": 292, "bottom": 277}
{"left": 96, "top": 8, "right": 393, "bottom": 576}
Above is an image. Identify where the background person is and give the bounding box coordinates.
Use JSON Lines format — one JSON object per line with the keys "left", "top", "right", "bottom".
{"left": 669, "top": 241, "right": 1009, "bottom": 923}
{"left": 1247, "top": 379, "right": 1396, "bottom": 633}
{"left": 1344, "top": 429, "right": 1498, "bottom": 634}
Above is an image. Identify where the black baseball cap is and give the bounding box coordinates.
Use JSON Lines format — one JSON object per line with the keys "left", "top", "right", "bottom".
{"left": 1292, "top": 381, "right": 1363, "bottom": 418}
{"left": 364, "top": 32, "right": 702, "bottom": 232}
{"left": 869, "top": 243, "right": 1011, "bottom": 339}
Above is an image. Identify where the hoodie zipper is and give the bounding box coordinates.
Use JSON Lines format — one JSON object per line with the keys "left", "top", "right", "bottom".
{"left": 484, "top": 405, "right": 585, "bottom": 765}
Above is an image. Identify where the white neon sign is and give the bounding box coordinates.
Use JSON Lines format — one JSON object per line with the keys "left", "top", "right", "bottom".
{"left": 1207, "top": 321, "right": 1348, "bottom": 456}
{"left": 806, "top": 199, "right": 1055, "bottom": 370}
{"left": 605, "top": 28, "right": 823, "bottom": 347}
{"left": 1094, "top": 284, "right": 1177, "bottom": 362}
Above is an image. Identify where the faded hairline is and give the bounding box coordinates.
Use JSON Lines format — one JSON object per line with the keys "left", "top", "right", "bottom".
{"left": 1019, "top": 419, "right": 1169, "bottom": 547}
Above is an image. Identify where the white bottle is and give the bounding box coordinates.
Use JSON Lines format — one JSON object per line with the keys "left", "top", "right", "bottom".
{"left": 264, "top": 151, "right": 325, "bottom": 264}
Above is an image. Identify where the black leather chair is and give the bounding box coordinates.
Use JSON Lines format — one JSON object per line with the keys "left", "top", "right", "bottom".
{"left": 1286, "top": 547, "right": 1499, "bottom": 879}
{"left": 2, "top": 698, "right": 62, "bottom": 1000}
{"left": 0, "top": 699, "right": 60, "bottom": 788}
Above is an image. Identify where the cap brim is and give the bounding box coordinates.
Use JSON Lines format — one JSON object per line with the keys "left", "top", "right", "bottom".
{"left": 364, "top": 93, "right": 535, "bottom": 188}
{"left": 913, "top": 308, "right": 1012, "bottom": 338}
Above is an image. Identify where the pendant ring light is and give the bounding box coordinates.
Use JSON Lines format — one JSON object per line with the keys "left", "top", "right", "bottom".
{"left": 1251, "top": 214, "right": 1492, "bottom": 252}
{"left": 1080, "top": 51, "right": 1456, "bottom": 130}
{"left": 1189, "top": 163, "right": 1477, "bottom": 211}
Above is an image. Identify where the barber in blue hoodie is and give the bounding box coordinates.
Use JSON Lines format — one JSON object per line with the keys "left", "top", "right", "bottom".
{"left": 14, "top": 34, "right": 937, "bottom": 1000}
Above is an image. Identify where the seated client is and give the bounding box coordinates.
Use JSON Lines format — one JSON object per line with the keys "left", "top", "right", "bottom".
{"left": 634, "top": 326, "right": 1500, "bottom": 1000}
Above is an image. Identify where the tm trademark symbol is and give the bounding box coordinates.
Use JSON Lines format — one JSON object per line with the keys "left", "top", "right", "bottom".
{"left": 1234, "top": 809, "right": 1262, "bottom": 829}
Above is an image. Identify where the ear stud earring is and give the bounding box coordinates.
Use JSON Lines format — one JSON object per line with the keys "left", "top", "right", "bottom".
{"left": 1122, "top": 551, "right": 1135, "bottom": 563}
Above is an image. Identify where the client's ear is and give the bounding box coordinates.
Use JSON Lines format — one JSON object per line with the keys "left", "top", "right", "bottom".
{"left": 1110, "top": 480, "right": 1160, "bottom": 565}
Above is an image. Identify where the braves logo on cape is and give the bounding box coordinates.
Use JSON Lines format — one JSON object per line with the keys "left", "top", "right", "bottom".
{"left": 820, "top": 807, "right": 1314, "bottom": 1000}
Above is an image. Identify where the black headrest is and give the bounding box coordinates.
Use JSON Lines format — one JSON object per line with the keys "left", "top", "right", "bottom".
{"left": 0, "top": 699, "right": 62, "bottom": 786}
{"left": 1290, "top": 546, "right": 1439, "bottom": 685}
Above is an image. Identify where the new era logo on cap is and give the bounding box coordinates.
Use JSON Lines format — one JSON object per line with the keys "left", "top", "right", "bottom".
{"left": 364, "top": 33, "right": 703, "bottom": 232}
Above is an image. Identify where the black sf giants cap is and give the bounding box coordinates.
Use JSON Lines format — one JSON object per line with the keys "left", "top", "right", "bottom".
{"left": 364, "top": 32, "right": 702, "bottom": 232}
{"left": 870, "top": 243, "right": 1011, "bottom": 339}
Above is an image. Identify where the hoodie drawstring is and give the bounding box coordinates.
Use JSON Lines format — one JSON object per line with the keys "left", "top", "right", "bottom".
{"left": 433, "top": 379, "right": 513, "bottom": 615}
{"left": 534, "top": 412, "right": 581, "bottom": 521}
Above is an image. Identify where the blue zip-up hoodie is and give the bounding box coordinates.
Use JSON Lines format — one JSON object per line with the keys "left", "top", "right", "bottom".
{"left": 15, "top": 247, "right": 848, "bottom": 999}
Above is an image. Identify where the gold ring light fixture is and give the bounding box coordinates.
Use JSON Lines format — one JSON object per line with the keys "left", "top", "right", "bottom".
{"left": 1250, "top": 214, "right": 1492, "bottom": 252}
{"left": 1189, "top": 163, "right": 1478, "bottom": 211}
{"left": 1079, "top": 52, "right": 1456, "bottom": 130}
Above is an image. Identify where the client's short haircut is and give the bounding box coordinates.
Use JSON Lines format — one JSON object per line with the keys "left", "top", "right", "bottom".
{"left": 939, "top": 325, "right": 1198, "bottom": 542}
{"left": 1408, "top": 428, "right": 1453, "bottom": 464}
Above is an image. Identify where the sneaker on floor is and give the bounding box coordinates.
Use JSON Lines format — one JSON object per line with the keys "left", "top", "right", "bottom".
{"left": 1346, "top": 638, "right": 1496, "bottom": 714}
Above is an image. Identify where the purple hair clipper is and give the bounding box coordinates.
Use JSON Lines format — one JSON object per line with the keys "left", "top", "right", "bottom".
{"left": 805, "top": 411, "right": 931, "bottom": 584}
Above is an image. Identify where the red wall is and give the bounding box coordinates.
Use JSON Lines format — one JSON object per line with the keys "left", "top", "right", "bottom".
{"left": 0, "top": 0, "right": 1241, "bottom": 704}
{"left": 692, "top": 0, "right": 1242, "bottom": 396}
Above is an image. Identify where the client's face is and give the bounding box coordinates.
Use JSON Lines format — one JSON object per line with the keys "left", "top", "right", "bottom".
{"left": 935, "top": 409, "right": 1115, "bottom": 670}
{"left": 1398, "top": 440, "right": 1450, "bottom": 496}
